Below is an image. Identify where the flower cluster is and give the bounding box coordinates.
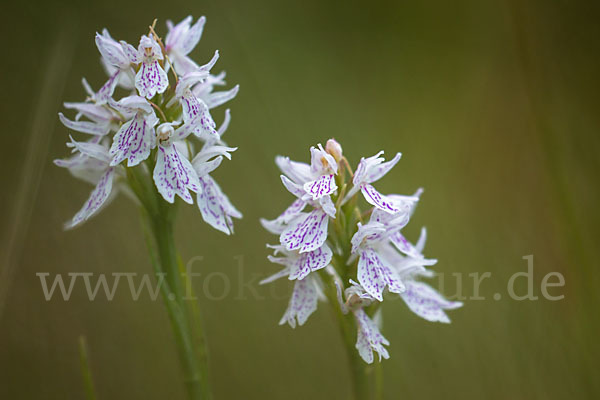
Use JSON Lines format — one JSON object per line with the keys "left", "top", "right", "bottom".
{"left": 55, "top": 16, "right": 241, "bottom": 234}
{"left": 260, "top": 139, "right": 462, "bottom": 363}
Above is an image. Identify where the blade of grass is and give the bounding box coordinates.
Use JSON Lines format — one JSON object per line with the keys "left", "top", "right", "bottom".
{"left": 78, "top": 336, "right": 98, "bottom": 400}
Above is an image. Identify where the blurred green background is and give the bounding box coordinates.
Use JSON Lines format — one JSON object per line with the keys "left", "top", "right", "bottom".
{"left": 1, "top": 0, "right": 599, "bottom": 398}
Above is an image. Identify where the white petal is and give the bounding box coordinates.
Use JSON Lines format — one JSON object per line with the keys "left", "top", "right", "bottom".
{"left": 260, "top": 199, "right": 307, "bottom": 234}
{"left": 197, "top": 175, "right": 242, "bottom": 234}
{"left": 153, "top": 144, "right": 201, "bottom": 204}
{"left": 194, "top": 156, "right": 223, "bottom": 178}
{"left": 217, "top": 109, "right": 231, "bottom": 137}
{"left": 365, "top": 152, "right": 401, "bottom": 183}
{"left": 303, "top": 174, "right": 337, "bottom": 200}
{"left": 275, "top": 156, "right": 313, "bottom": 184}
{"left": 353, "top": 151, "right": 384, "bottom": 185}
{"left": 67, "top": 136, "right": 110, "bottom": 164}
{"left": 259, "top": 265, "right": 290, "bottom": 285}
{"left": 109, "top": 113, "right": 156, "bottom": 166}
{"left": 172, "top": 54, "right": 199, "bottom": 76}
{"left": 95, "top": 31, "right": 129, "bottom": 68}
{"left": 119, "top": 40, "right": 141, "bottom": 64}
{"left": 288, "top": 243, "right": 333, "bottom": 280}
{"left": 279, "top": 277, "right": 319, "bottom": 328}
{"left": 180, "top": 16, "right": 206, "bottom": 55}
{"left": 280, "top": 175, "right": 308, "bottom": 200}
{"left": 176, "top": 69, "right": 211, "bottom": 98}
{"left": 65, "top": 168, "right": 115, "bottom": 229}
{"left": 59, "top": 113, "right": 109, "bottom": 136}
{"left": 357, "top": 248, "right": 404, "bottom": 301}
{"left": 354, "top": 309, "right": 390, "bottom": 364}
{"left": 63, "top": 102, "right": 114, "bottom": 123}
{"left": 180, "top": 94, "right": 218, "bottom": 141}
{"left": 310, "top": 144, "right": 337, "bottom": 175}
{"left": 165, "top": 16, "right": 194, "bottom": 51}
{"left": 415, "top": 227, "right": 427, "bottom": 254}
{"left": 280, "top": 209, "right": 329, "bottom": 253}
{"left": 204, "top": 85, "right": 239, "bottom": 109}
{"left": 94, "top": 71, "right": 121, "bottom": 104}
{"left": 192, "top": 145, "right": 237, "bottom": 164}
{"left": 135, "top": 60, "right": 169, "bottom": 99}
{"left": 108, "top": 95, "right": 153, "bottom": 115}
{"left": 319, "top": 195, "right": 336, "bottom": 218}
{"left": 198, "top": 50, "right": 219, "bottom": 72}
{"left": 360, "top": 184, "right": 400, "bottom": 214}
{"left": 400, "top": 281, "right": 462, "bottom": 323}
{"left": 350, "top": 222, "right": 386, "bottom": 253}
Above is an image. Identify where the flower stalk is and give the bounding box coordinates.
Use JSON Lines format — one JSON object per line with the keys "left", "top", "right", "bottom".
{"left": 148, "top": 204, "right": 210, "bottom": 400}
{"left": 128, "top": 156, "right": 210, "bottom": 400}
{"left": 56, "top": 16, "right": 242, "bottom": 400}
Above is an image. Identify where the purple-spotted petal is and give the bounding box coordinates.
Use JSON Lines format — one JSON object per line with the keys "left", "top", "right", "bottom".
{"left": 357, "top": 248, "right": 405, "bottom": 301}
{"left": 280, "top": 209, "right": 329, "bottom": 253}
{"left": 153, "top": 144, "right": 201, "bottom": 204}
{"left": 400, "top": 281, "right": 462, "bottom": 323}
{"left": 361, "top": 184, "right": 400, "bottom": 214}
{"left": 95, "top": 31, "right": 130, "bottom": 69}
{"left": 350, "top": 222, "right": 386, "bottom": 253}
{"left": 197, "top": 175, "right": 242, "bottom": 234}
{"left": 180, "top": 94, "right": 218, "bottom": 141}
{"left": 135, "top": 60, "right": 169, "bottom": 99}
{"left": 303, "top": 174, "right": 337, "bottom": 200}
{"left": 94, "top": 70, "right": 121, "bottom": 104}
{"left": 120, "top": 40, "right": 141, "bottom": 64}
{"left": 289, "top": 243, "right": 333, "bottom": 280}
{"left": 389, "top": 231, "right": 421, "bottom": 258}
{"left": 109, "top": 113, "right": 156, "bottom": 166}
{"left": 279, "top": 277, "right": 319, "bottom": 328}
{"left": 354, "top": 308, "right": 390, "bottom": 364}
{"left": 65, "top": 167, "right": 115, "bottom": 229}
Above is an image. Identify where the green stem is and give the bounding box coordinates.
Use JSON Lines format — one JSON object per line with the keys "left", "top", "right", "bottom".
{"left": 319, "top": 270, "right": 380, "bottom": 400}
{"left": 131, "top": 169, "right": 211, "bottom": 400}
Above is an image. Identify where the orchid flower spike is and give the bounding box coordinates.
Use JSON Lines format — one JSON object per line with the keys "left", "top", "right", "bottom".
{"left": 56, "top": 16, "right": 241, "bottom": 234}
{"left": 260, "top": 139, "right": 462, "bottom": 365}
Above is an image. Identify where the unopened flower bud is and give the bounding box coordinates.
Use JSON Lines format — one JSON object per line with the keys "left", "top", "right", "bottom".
{"left": 326, "top": 138, "right": 343, "bottom": 162}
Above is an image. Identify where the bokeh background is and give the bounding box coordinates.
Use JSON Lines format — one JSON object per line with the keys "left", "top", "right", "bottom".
{"left": 1, "top": 0, "right": 599, "bottom": 398}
